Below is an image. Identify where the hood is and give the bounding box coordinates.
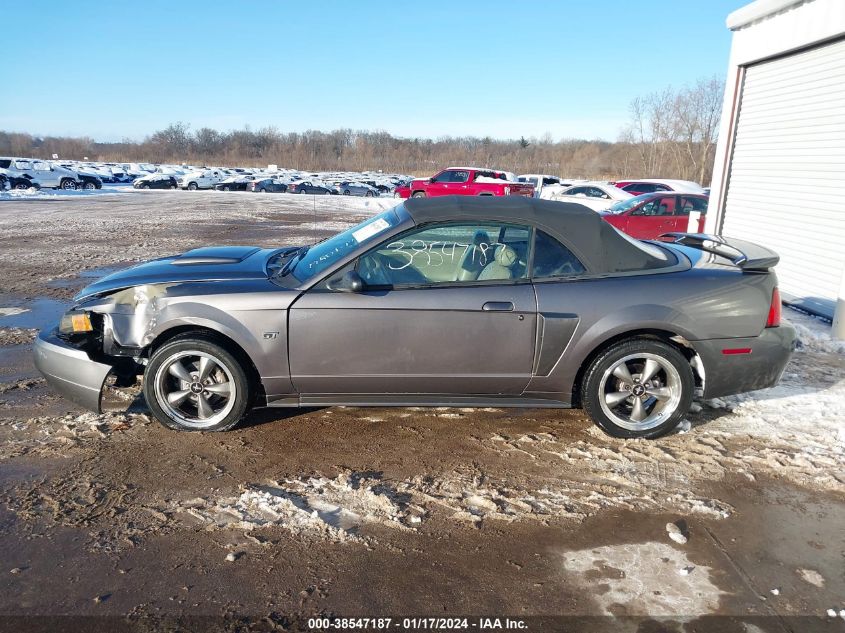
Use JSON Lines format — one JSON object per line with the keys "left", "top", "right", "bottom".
{"left": 75, "top": 245, "right": 289, "bottom": 301}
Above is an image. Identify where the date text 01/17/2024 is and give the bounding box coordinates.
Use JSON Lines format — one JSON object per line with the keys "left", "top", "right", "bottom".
{"left": 306, "top": 617, "right": 528, "bottom": 630}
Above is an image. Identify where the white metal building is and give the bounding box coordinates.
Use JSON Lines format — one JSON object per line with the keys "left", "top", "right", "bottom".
{"left": 706, "top": 0, "right": 845, "bottom": 337}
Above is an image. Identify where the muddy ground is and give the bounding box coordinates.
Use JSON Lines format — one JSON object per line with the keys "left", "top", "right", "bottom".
{"left": 0, "top": 191, "right": 843, "bottom": 632}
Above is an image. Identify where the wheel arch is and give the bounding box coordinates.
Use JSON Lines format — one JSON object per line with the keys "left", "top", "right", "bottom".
{"left": 570, "top": 328, "right": 701, "bottom": 407}
{"left": 144, "top": 325, "right": 266, "bottom": 403}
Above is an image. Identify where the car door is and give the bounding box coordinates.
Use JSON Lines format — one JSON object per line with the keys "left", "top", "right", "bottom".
{"left": 429, "top": 169, "right": 470, "bottom": 197}
{"left": 288, "top": 222, "right": 537, "bottom": 397}
{"left": 31, "top": 162, "right": 57, "bottom": 187}
{"left": 626, "top": 195, "right": 678, "bottom": 239}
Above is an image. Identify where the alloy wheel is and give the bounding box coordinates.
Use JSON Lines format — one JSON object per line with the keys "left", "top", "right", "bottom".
{"left": 153, "top": 350, "right": 237, "bottom": 429}
{"left": 597, "top": 352, "right": 682, "bottom": 431}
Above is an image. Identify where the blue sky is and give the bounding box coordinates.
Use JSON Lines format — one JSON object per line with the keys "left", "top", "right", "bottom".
{"left": 2, "top": 0, "right": 742, "bottom": 142}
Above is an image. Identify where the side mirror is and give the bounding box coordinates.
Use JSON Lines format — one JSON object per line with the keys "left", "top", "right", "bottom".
{"left": 328, "top": 270, "right": 364, "bottom": 293}
{"left": 428, "top": 177, "right": 435, "bottom": 184}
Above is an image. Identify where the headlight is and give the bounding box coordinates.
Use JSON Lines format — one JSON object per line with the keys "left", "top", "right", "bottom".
{"left": 59, "top": 310, "right": 93, "bottom": 334}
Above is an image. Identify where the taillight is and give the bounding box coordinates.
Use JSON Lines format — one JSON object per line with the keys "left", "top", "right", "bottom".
{"left": 766, "top": 287, "right": 782, "bottom": 328}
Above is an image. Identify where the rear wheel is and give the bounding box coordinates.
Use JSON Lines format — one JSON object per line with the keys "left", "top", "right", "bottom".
{"left": 365, "top": 190, "right": 374, "bottom": 197}
{"left": 343, "top": 190, "right": 350, "bottom": 195}
{"left": 60, "top": 178, "right": 77, "bottom": 190}
{"left": 144, "top": 336, "right": 251, "bottom": 432}
{"left": 300, "top": 188, "right": 308, "bottom": 194}
{"left": 142, "top": 184, "right": 150, "bottom": 189}
{"left": 411, "top": 191, "right": 426, "bottom": 198}
{"left": 581, "top": 339, "right": 693, "bottom": 439}
{"left": 83, "top": 182, "right": 96, "bottom": 190}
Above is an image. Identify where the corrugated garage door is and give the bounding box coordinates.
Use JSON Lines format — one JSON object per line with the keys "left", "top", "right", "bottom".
{"left": 722, "top": 38, "right": 845, "bottom": 318}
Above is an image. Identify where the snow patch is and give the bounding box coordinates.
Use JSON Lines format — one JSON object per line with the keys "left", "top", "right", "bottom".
{"left": 563, "top": 542, "right": 725, "bottom": 616}
{"left": 180, "top": 472, "right": 419, "bottom": 542}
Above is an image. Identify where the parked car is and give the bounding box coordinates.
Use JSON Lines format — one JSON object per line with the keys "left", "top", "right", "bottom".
{"left": 599, "top": 193, "right": 708, "bottom": 239}
{"left": 614, "top": 179, "right": 706, "bottom": 196}
{"left": 550, "top": 183, "right": 632, "bottom": 211}
{"left": 518, "top": 174, "right": 567, "bottom": 198}
{"left": 409, "top": 168, "right": 535, "bottom": 198}
{"left": 76, "top": 172, "right": 103, "bottom": 190}
{"left": 288, "top": 181, "right": 336, "bottom": 195}
{"left": 0, "top": 158, "right": 79, "bottom": 190}
{"left": 214, "top": 176, "right": 256, "bottom": 192}
{"left": 34, "top": 197, "right": 793, "bottom": 440}
{"left": 337, "top": 181, "right": 378, "bottom": 197}
{"left": 133, "top": 174, "right": 178, "bottom": 190}
{"left": 248, "top": 178, "right": 288, "bottom": 193}
{"left": 179, "top": 169, "right": 226, "bottom": 190}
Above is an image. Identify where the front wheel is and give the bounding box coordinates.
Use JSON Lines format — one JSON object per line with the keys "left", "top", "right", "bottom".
{"left": 83, "top": 182, "right": 96, "bottom": 190}
{"left": 187, "top": 182, "right": 198, "bottom": 191}
{"left": 61, "top": 178, "right": 77, "bottom": 190}
{"left": 143, "top": 336, "right": 252, "bottom": 432}
{"left": 581, "top": 339, "right": 693, "bottom": 439}
{"left": 411, "top": 191, "right": 426, "bottom": 198}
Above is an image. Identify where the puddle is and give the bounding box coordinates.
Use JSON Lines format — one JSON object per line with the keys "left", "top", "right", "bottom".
{"left": 0, "top": 344, "right": 37, "bottom": 383}
{"left": 0, "top": 299, "right": 67, "bottom": 330}
{"left": 47, "top": 265, "right": 125, "bottom": 290}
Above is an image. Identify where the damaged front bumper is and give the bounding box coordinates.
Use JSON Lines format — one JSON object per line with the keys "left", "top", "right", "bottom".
{"left": 33, "top": 329, "right": 114, "bottom": 413}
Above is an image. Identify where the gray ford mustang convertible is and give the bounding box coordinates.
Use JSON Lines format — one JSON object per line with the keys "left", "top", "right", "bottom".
{"left": 34, "top": 197, "right": 795, "bottom": 439}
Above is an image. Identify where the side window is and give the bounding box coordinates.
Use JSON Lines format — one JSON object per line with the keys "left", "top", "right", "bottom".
{"left": 681, "top": 196, "right": 708, "bottom": 214}
{"left": 586, "top": 187, "right": 608, "bottom": 198}
{"left": 357, "top": 223, "right": 529, "bottom": 287}
{"left": 565, "top": 186, "right": 586, "bottom": 196}
{"left": 636, "top": 183, "right": 656, "bottom": 193}
{"left": 532, "top": 230, "right": 586, "bottom": 279}
{"left": 432, "top": 170, "right": 466, "bottom": 183}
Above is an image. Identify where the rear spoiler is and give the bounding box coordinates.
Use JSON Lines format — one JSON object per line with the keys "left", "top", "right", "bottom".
{"left": 659, "top": 233, "right": 779, "bottom": 271}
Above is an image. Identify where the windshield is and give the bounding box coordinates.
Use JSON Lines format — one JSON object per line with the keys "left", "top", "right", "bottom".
{"left": 290, "top": 209, "right": 401, "bottom": 282}
{"left": 607, "top": 193, "right": 652, "bottom": 215}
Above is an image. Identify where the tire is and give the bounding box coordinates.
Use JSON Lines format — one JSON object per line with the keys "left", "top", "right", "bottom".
{"left": 299, "top": 188, "right": 308, "bottom": 194}
{"left": 143, "top": 335, "right": 252, "bottom": 432}
{"left": 581, "top": 339, "right": 693, "bottom": 439}
{"left": 365, "top": 191, "right": 374, "bottom": 197}
{"left": 142, "top": 184, "right": 150, "bottom": 189}
{"left": 83, "top": 182, "right": 96, "bottom": 190}
{"left": 258, "top": 188, "right": 266, "bottom": 193}
{"left": 411, "top": 191, "right": 426, "bottom": 198}
{"left": 343, "top": 190, "right": 350, "bottom": 196}
{"left": 223, "top": 186, "right": 230, "bottom": 191}
{"left": 60, "top": 178, "right": 77, "bottom": 190}
{"left": 170, "top": 185, "right": 176, "bottom": 189}
{"left": 188, "top": 182, "right": 198, "bottom": 191}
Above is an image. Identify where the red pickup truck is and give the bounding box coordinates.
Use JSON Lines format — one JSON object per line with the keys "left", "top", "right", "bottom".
{"left": 409, "top": 167, "right": 535, "bottom": 198}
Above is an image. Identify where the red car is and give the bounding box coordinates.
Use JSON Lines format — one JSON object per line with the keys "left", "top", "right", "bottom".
{"left": 409, "top": 167, "right": 535, "bottom": 198}
{"left": 599, "top": 193, "right": 708, "bottom": 239}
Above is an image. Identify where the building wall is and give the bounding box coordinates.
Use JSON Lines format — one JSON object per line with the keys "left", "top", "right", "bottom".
{"left": 706, "top": 0, "right": 845, "bottom": 336}
{"left": 706, "top": 0, "right": 845, "bottom": 232}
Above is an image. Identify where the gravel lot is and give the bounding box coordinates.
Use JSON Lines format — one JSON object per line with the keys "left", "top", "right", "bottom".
{"left": 0, "top": 190, "right": 843, "bottom": 631}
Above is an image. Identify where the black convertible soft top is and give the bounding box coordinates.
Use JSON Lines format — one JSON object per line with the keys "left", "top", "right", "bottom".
{"left": 403, "top": 196, "right": 672, "bottom": 274}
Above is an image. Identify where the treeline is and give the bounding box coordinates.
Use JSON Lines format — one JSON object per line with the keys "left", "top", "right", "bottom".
{"left": 0, "top": 76, "right": 723, "bottom": 183}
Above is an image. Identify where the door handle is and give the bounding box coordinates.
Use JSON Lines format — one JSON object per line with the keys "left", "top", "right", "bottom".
{"left": 482, "top": 301, "right": 514, "bottom": 312}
